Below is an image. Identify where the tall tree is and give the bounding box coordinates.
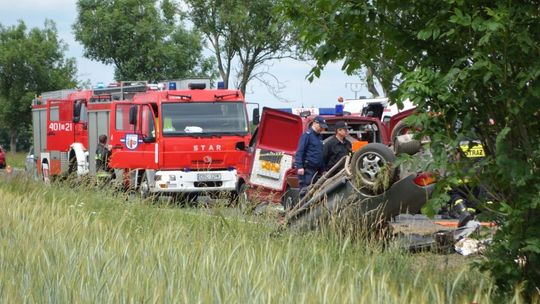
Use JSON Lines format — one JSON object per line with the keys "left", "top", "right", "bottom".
{"left": 280, "top": 0, "right": 413, "bottom": 97}
{"left": 73, "top": 0, "right": 215, "bottom": 82}
{"left": 282, "top": 0, "right": 540, "bottom": 298}
{"left": 186, "top": 0, "right": 296, "bottom": 95}
{"left": 0, "top": 21, "right": 77, "bottom": 152}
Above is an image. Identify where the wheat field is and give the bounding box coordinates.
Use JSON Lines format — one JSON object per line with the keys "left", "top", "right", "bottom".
{"left": 0, "top": 173, "right": 520, "bottom": 303}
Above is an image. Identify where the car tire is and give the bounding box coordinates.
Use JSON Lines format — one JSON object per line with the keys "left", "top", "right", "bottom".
{"left": 350, "top": 143, "right": 396, "bottom": 194}
{"left": 391, "top": 120, "right": 421, "bottom": 155}
{"left": 282, "top": 186, "right": 299, "bottom": 210}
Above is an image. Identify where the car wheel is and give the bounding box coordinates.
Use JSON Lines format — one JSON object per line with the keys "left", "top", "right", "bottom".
{"left": 391, "top": 120, "right": 421, "bottom": 155}
{"left": 282, "top": 187, "right": 299, "bottom": 210}
{"left": 350, "top": 143, "right": 396, "bottom": 194}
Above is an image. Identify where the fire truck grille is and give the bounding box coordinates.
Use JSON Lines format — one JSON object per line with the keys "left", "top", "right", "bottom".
{"left": 192, "top": 160, "right": 223, "bottom": 165}
{"left": 190, "top": 168, "right": 228, "bottom": 172}
{"left": 194, "top": 181, "right": 223, "bottom": 188}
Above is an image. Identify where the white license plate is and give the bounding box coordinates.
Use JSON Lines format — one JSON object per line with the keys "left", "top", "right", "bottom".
{"left": 197, "top": 173, "right": 221, "bottom": 181}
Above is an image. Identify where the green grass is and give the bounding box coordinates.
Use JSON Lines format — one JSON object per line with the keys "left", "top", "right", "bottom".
{"left": 0, "top": 174, "right": 525, "bottom": 303}
{"left": 5, "top": 152, "right": 27, "bottom": 168}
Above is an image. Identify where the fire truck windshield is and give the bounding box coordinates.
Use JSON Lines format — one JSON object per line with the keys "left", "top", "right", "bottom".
{"left": 161, "top": 102, "right": 248, "bottom": 136}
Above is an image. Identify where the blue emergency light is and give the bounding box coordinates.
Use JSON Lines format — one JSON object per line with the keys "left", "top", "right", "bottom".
{"left": 277, "top": 108, "right": 293, "bottom": 114}
{"left": 319, "top": 108, "right": 336, "bottom": 115}
{"left": 169, "top": 82, "right": 177, "bottom": 90}
{"left": 335, "top": 104, "right": 344, "bottom": 116}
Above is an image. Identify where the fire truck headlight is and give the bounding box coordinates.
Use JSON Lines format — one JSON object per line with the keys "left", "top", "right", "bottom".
{"left": 169, "top": 175, "right": 176, "bottom": 181}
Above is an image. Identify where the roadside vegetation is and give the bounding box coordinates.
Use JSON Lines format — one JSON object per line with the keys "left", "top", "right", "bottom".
{"left": 0, "top": 174, "right": 524, "bottom": 303}
{"left": 5, "top": 152, "right": 26, "bottom": 169}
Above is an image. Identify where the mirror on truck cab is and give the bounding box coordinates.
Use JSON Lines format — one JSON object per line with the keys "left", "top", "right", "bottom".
{"left": 252, "top": 108, "right": 260, "bottom": 125}
{"left": 73, "top": 101, "right": 82, "bottom": 123}
{"left": 142, "top": 136, "right": 155, "bottom": 143}
{"left": 129, "top": 105, "right": 138, "bottom": 125}
{"left": 235, "top": 141, "right": 246, "bottom": 151}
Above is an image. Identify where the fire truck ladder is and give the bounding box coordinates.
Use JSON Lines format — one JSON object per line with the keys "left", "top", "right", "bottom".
{"left": 91, "top": 81, "right": 149, "bottom": 102}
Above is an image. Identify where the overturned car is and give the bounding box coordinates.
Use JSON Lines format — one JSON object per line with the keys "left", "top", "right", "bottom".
{"left": 239, "top": 108, "right": 436, "bottom": 230}
{"left": 285, "top": 147, "right": 436, "bottom": 231}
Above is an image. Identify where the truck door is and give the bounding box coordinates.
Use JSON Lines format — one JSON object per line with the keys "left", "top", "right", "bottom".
{"left": 109, "top": 102, "right": 158, "bottom": 169}
{"left": 46, "top": 99, "right": 75, "bottom": 151}
{"left": 248, "top": 108, "right": 303, "bottom": 191}
{"left": 73, "top": 99, "right": 88, "bottom": 146}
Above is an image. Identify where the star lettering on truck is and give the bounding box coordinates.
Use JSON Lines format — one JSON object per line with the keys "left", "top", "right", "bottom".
{"left": 193, "top": 144, "right": 223, "bottom": 152}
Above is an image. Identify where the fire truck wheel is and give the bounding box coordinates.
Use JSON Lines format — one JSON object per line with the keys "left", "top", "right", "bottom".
{"left": 350, "top": 143, "right": 396, "bottom": 194}
{"left": 68, "top": 153, "right": 76, "bottom": 175}
{"left": 228, "top": 190, "right": 239, "bottom": 207}
{"left": 139, "top": 174, "right": 150, "bottom": 199}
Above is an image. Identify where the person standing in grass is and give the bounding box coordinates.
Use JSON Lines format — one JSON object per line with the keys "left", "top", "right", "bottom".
{"left": 295, "top": 116, "right": 327, "bottom": 199}
{"left": 323, "top": 121, "right": 352, "bottom": 173}
{"left": 95, "top": 134, "right": 112, "bottom": 173}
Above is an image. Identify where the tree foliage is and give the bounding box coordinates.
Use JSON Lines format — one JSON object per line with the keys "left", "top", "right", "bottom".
{"left": 280, "top": 0, "right": 417, "bottom": 97}
{"left": 73, "top": 0, "right": 215, "bottom": 82}
{"left": 0, "top": 21, "right": 77, "bottom": 152}
{"left": 185, "top": 0, "right": 296, "bottom": 95}
{"left": 282, "top": 0, "right": 540, "bottom": 299}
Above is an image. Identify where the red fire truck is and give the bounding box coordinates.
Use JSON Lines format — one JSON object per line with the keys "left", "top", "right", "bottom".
{"left": 110, "top": 83, "right": 254, "bottom": 200}
{"left": 31, "top": 87, "right": 117, "bottom": 181}
{"left": 31, "top": 80, "right": 255, "bottom": 201}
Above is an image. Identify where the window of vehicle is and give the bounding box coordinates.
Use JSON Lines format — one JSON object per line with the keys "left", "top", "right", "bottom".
{"left": 115, "top": 104, "right": 132, "bottom": 130}
{"left": 140, "top": 105, "right": 155, "bottom": 138}
{"left": 50, "top": 107, "right": 59, "bottom": 121}
{"left": 74, "top": 100, "right": 88, "bottom": 123}
{"left": 161, "top": 102, "right": 248, "bottom": 136}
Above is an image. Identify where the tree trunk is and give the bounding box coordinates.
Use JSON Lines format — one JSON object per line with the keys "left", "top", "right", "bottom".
{"left": 10, "top": 129, "right": 17, "bottom": 153}
{"left": 366, "top": 66, "right": 380, "bottom": 97}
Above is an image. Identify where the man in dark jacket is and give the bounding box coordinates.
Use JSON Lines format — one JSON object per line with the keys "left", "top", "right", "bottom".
{"left": 295, "top": 115, "right": 327, "bottom": 199}
{"left": 95, "top": 134, "right": 112, "bottom": 173}
{"left": 323, "top": 121, "right": 352, "bottom": 172}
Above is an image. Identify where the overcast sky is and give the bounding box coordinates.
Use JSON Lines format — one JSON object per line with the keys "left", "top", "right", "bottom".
{"left": 0, "top": 0, "right": 373, "bottom": 109}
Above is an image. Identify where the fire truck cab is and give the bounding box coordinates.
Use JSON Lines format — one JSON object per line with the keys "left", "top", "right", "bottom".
{"left": 111, "top": 83, "right": 252, "bottom": 199}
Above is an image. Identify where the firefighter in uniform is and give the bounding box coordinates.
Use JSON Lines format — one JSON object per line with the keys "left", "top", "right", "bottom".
{"left": 446, "top": 141, "right": 487, "bottom": 227}
{"left": 295, "top": 116, "right": 327, "bottom": 199}
{"left": 95, "top": 134, "right": 112, "bottom": 180}
{"left": 323, "top": 121, "right": 352, "bottom": 173}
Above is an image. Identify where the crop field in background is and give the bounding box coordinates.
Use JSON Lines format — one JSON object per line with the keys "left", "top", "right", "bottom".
{"left": 0, "top": 174, "right": 521, "bottom": 303}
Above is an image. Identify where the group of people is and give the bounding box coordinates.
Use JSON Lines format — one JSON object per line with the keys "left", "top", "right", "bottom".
{"left": 294, "top": 116, "right": 352, "bottom": 199}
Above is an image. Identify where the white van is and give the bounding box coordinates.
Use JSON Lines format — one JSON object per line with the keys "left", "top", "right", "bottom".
{"left": 343, "top": 97, "right": 415, "bottom": 123}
